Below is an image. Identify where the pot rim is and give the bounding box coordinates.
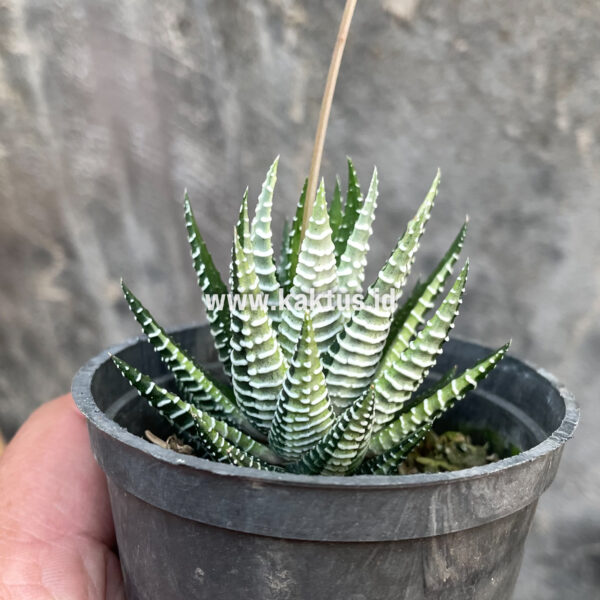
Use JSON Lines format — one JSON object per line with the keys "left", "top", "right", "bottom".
{"left": 73, "top": 325, "right": 579, "bottom": 490}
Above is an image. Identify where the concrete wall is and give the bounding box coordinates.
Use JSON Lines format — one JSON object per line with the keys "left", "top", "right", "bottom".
{"left": 1, "top": 1, "right": 598, "bottom": 597}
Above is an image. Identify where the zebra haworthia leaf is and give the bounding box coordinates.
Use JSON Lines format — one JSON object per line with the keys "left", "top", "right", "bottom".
{"left": 359, "top": 423, "right": 431, "bottom": 475}
{"left": 328, "top": 176, "right": 343, "bottom": 245}
{"left": 278, "top": 180, "right": 343, "bottom": 359}
{"left": 279, "top": 179, "right": 308, "bottom": 295}
{"left": 334, "top": 158, "right": 363, "bottom": 261}
{"left": 337, "top": 168, "right": 378, "bottom": 298}
{"left": 290, "top": 386, "right": 376, "bottom": 475}
{"left": 184, "top": 193, "right": 231, "bottom": 375}
{"left": 111, "top": 355, "right": 281, "bottom": 467}
{"left": 277, "top": 218, "right": 291, "bottom": 287}
{"left": 269, "top": 312, "right": 335, "bottom": 461}
{"left": 251, "top": 157, "right": 282, "bottom": 327}
{"left": 369, "top": 342, "right": 510, "bottom": 456}
{"left": 120, "top": 280, "right": 246, "bottom": 425}
{"left": 383, "top": 219, "right": 468, "bottom": 365}
{"left": 230, "top": 232, "right": 288, "bottom": 433}
{"left": 229, "top": 195, "right": 254, "bottom": 428}
{"left": 324, "top": 171, "right": 441, "bottom": 412}
{"left": 373, "top": 261, "right": 469, "bottom": 430}
{"left": 196, "top": 425, "right": 283, "bottom": 471}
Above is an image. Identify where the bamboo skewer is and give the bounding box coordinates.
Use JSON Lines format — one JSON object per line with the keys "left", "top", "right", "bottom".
{"left": 300, "top": 0, "right": 358, "bottom": 243}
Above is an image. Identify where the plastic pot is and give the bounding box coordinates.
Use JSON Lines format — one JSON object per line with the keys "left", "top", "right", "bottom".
{"left": 73, "top": 325, "right": 578, "bottom": 600}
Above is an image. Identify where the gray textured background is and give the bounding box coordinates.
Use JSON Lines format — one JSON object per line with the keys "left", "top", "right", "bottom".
{"left": 0, "top": 0, "right": 599, "bottom": 597}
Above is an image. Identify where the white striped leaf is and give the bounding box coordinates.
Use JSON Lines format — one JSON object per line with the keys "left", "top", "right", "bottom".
{"left": 373, "top": 262, "right": 469, "bottom": 430}
{"left": 269, "top": 312, "right": 335, "bottom": 460}
{"left": 324, "top": 171, "right": 441, "bottom": 412}
{"left": 278, "top": 180, "right": 343, "bottom": 359}
{"left": 184, "top": 193, "right": 231, "bottom": 375}
{"left": 111, "top": 355, "right": 282, "bottom": 468}
{"left": 251, "top": 157, "right": 282, "bottom": 327}
{"left": 359, "top": 423, "right": 431, "bottom": 475}
{"left": 383, "top": 219, "right": 468, "bottom": 365}
{"left": 290, "top": 385, "right": 376, "bottom": 475}
{"left": 120, "top": 280, "right": 250, "bottom": 428}
{"left": 230, "top": 231, "right": 288, "bottom": 433}
{"left": 337, "top": 168, "right": 378, "bottom": 302}
{"left": 369, "top": 343, "right": 510, "bottom": 456}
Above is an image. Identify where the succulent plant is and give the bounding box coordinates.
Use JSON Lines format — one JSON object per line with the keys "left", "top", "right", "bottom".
{"left": 112, "top": 158, "right": 509, "bottom": 475}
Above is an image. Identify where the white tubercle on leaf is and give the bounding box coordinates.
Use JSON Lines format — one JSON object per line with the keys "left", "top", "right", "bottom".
{"left": 230, "top": 231, "right": 288, "bottom": 433}
{"left": 324, "top": 171, "right": 441, "bottom": 412}
{"left": 337, "top": 167, "right": 378, "bottom": 306}
{"left": 278, "top": 179, "right": 343, "bottom": 359}
{"left": 251, "top": 157, "right": 282, "bottom": 328}
{"left": 373, "top": 261, "right": 469, "bottom": 430}
{"left": 269, "top": 312, "right": 335, "bottom": 460}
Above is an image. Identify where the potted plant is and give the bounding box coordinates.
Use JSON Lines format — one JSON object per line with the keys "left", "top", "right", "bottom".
{"left": 73, "top": 2, "right": 578, "bottom": 599}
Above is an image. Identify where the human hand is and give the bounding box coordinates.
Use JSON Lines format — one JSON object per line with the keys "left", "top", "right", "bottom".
{"left": 0, "top": 394, "right": 125, "bottom": 599}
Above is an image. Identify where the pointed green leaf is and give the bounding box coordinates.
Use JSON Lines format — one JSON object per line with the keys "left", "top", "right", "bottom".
{"left": 277, "top": 218, "right": 291, "bottom": 287}
{"left": 111, "top": 355, "right": 282, "bottom": 467}
{"left": 369, "top": 343, "right": 510, "bottom": 456}
{"left": 230, "top": 232, "right": 288, "bottom": 433}
{"left": 373, "top": 262, "right": 469, "bottom": 430}
{"left": 278, "top": 180, "right": 343, "bottom": 359}
{"left": 120, "top": 280, "right": 250, "bottom": 427}
{"left": 228, "top": 193, "right": 253, "bottom": 419}
{"left": 196, "top": 425, "right": 283, "bottom": 470}
{"left": 333, "top": 158, "right": 363, "bottom": 261}
{"left": 251, "top": 157, "right": 282, "bottom": 327}
{"left": 359, "top": 424, "right": 431, "bottom": 475}
{"left": 337, "top": 168, "right": 378, "bottom": 299}
{"left": 324, "top": 171, "right": 441, "bottom": 412}
{"left": 383, "top": 219, "right": 468, "bottom": 362}
{"left": 184, "top": 193, "right": 231, "bottom": 375}
{"left": 328, "top": 176, "right": 343, "bottom": 243}
{"left": 269, "top": 312, "right": 335, "bottom": 460}
{"left": 290, "top": 386, "right": 375, "bottom": 475}
{"left": 280, "top": 178, "right": 308, "bottom": 295}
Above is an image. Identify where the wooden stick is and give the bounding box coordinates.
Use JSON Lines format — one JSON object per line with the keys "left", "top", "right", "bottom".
{"left": 301, "top": 0, "right": 358, "bottom": 242}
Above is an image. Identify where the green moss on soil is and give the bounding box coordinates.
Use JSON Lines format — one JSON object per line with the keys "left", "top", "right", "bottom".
{"left": 398, "top": 428, "right": 521, "bottom": 475}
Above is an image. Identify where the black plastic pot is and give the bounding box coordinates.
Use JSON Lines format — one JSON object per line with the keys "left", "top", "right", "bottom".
{"left": 73, "top": 325, "right": 578, "bottom": 600}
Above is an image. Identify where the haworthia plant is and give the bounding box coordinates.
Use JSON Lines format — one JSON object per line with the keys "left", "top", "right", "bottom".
{"left": 113, "top": 160, "right": 510, "bottom": 475}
